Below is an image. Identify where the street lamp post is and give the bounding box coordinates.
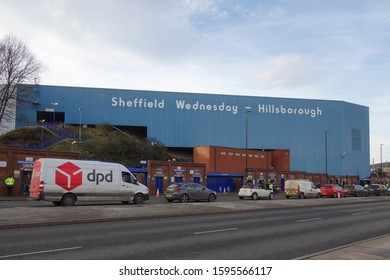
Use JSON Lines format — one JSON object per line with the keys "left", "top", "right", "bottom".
{"left": 51, "top": 102, "right": 58, "bottom": 123}
{"left": 380, "top": 144, "right": 384, "bottom": 182}
{"left": 325, "top": 130, "right": 329, "bottom": 183}
{"left": 40, "top": 119, "right": 45, "bottom": 146}
{"left": 245, "top": 107, "right": 251, "bottom": 182}
{"left": 78, "top": 108, "right": 82, "bottom": 141}
{"left": 71, "top": 140, "right": 76, "bottom": 151}
{"left": 342, "top": 152, "right": 347, "bottom": 186}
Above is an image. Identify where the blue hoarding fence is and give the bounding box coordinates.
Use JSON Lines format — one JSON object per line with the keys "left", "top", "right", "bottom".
{"left": 207, "top": 172, "right": 243, "bottom": 193}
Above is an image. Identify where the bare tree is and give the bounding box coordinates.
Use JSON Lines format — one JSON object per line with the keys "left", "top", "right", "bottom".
{"left": 0, "top": 35, "right": 42, "bottom": 131}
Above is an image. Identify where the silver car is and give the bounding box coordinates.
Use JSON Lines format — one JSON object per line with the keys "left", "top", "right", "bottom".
{"left": 164, "top": 183, "right": 217, "bottom": 203}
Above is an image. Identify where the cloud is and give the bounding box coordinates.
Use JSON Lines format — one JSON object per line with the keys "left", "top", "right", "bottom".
{"left": 1, "top": 0, "right": 390, "bottom": 161}
{"left": 251, "top": 54, "right": 313, "bottom": 88}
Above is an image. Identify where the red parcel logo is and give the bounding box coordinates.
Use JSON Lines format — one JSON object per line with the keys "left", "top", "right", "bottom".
{"left": 55, "top": 162, "right": 83, "bottom": 191}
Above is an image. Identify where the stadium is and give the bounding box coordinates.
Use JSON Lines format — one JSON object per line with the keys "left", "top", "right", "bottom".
{"left": 7, "top": 85, "right": 369, "bottom": 183}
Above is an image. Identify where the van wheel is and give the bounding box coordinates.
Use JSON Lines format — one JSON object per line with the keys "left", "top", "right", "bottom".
{"left": 269, "top": 193, "right": 274, "bottom": 200}
{"left": 61, "top": 194, "right": 76, "bottom": 206}
{"left": 251, "top": 193, "right": 258, "bottom": 200}
{"left": 133, "top": 194, "right": 145, "bottom": 204}
{"left": 299, "top": 192, "right": 304, "bottom": 199}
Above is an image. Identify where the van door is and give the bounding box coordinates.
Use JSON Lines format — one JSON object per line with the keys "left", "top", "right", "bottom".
{"left": 308, "top": 182, "right": 318, "bottom": 197}
{"left": 120, "top": 171, "right": 138, "bottom": 200}
{"left": 30, "top": 159, "right": 43, "bottom": 199}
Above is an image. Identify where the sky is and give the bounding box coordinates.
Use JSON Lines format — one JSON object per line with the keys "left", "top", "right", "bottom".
{"left": 1, "top": 0, "right": 389, "bottom": 164}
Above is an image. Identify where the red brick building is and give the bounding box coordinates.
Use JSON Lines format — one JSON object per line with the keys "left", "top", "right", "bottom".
{"left": 0, "top": 148, "right": 79, "bottom": 196}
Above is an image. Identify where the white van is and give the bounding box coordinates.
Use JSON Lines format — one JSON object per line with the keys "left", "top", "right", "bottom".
{"left": 284, "top": 179, "right": 321, "bottom": 199}
{"left": 30, "top": 158, "right": 149, "bottom": 206}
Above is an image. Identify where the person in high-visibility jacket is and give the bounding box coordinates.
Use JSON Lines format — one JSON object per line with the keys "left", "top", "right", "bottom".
{"left": 5, "top": 175, "right": 15, "bottom": 195}
{"left": 268, "top": 181, "right": 274, "bottom": 191}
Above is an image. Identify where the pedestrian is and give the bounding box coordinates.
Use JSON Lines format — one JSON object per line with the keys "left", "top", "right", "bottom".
{"left": 363, "top": 182, "right": 368, "bottom": 189}
{"left": 22, "top": 176, "right": 30, "bottom": 196}
{"left": 268, "top": 181, "right": 273, "bottom": 191}
{"left": 5, "top": 175, "right": 15, "bottom": 196}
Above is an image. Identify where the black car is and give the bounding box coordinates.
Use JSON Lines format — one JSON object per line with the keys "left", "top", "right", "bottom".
{"left": 164, "top": 182, "right": 217, "bottom": 203}
{"left": 344, "top": 185, "right": 369, "bottom": 197}
{"left": 367, "top": 184, "right": 390, "bottom": 196}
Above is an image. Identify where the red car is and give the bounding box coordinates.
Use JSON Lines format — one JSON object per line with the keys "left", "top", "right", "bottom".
{"left": 320, "top": 184, "right": 348, "bottom": 198}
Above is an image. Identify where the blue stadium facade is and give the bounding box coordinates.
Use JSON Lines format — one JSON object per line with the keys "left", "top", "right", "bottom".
{"left": 16, "top": 85, "right": 370, "bottom": 178}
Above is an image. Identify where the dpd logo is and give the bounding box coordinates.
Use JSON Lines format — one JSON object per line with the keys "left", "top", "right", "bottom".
{"left": 55, "top": 162, "right": 82, "bottom": 191}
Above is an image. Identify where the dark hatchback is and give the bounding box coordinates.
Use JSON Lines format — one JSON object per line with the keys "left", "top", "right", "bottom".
{"left": 367, "top": 184, "right": 390, "bottom": 196}
{"left": 164, "top": 182, "right": 217, "bottom": 203}
{"left": 344, "top": 185, "right": 369, "bottom": 197}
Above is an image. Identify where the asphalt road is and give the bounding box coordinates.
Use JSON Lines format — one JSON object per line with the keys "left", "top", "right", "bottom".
{"left": 0, "top": 201, "right": 389, "bottom": 260}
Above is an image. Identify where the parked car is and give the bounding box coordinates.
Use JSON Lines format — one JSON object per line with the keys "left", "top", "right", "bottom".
{"left": 320, "top": 184, "right": 348, "bottom": 198}
{"left": 344, "top": 185, "right": 369, "bottom": 197}
{"left": 238, "top": 184, "right": 274, "bottom": 200}
{"left": 367, "top": 184, "right": 390, "bottom": 196}
{"left": 284, "top": 179, "right": 321, "bottom": 199}
{"left": 164, "top": 182, "right": 217, "bottom": 203}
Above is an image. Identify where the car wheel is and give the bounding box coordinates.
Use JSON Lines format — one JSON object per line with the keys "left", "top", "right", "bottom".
{"left": 239, "top": 196, "right": 244, "bottom": 200}
{"left": 299, "top": 192, "right": 304, "bottom": 199}
{"left": 133, "top": 194, "right": 145, "bottom": 204}
{"left": 61, "top": 193, "right": 76, "bottom": 206}
{"left": 269, "top": 193, "right": 274, "bottom": 200}
{"left": 208, "top": 193, "right": 216, "bottom": 202}
{"left": 180, "top": 194, "right": 189, "bottom": 203}
{"left": 316, "top": 193, "right": 321, "bottom": 198}
{"left": 251, "top": 193, "right": 258, "bottom": 200}
{"left": 333, "top": 193, "right": 338, "bottom": 198}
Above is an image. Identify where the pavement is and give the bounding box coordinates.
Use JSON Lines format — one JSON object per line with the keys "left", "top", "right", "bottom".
{"left": 1, "top": 194, "right": 390, "bottom": 260}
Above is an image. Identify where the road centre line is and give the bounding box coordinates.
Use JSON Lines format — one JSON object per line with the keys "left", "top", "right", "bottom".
{"left": 194, "top": 228, "right": 238, "bottom": 235}
{"left": 0, "top": 246, "right": 82, "bottom": 259}
{"left": 352, "top": 211, "right": 370, "bottom": 216}
{"left": 296, "top": 217, "right": 322, "bottom": 223}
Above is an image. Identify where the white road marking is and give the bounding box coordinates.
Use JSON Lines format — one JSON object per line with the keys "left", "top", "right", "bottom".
{"left": 0, "top": 246, "right": 82, "bottom": 259}
{"left": 296, "top": 217, "right": 322, "bottom": 223}
{"left": 194, "top": 228, "right": 238, "bottom": 235}
{"left": 352, "top": 211, "right": 370, "bottom": 216}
